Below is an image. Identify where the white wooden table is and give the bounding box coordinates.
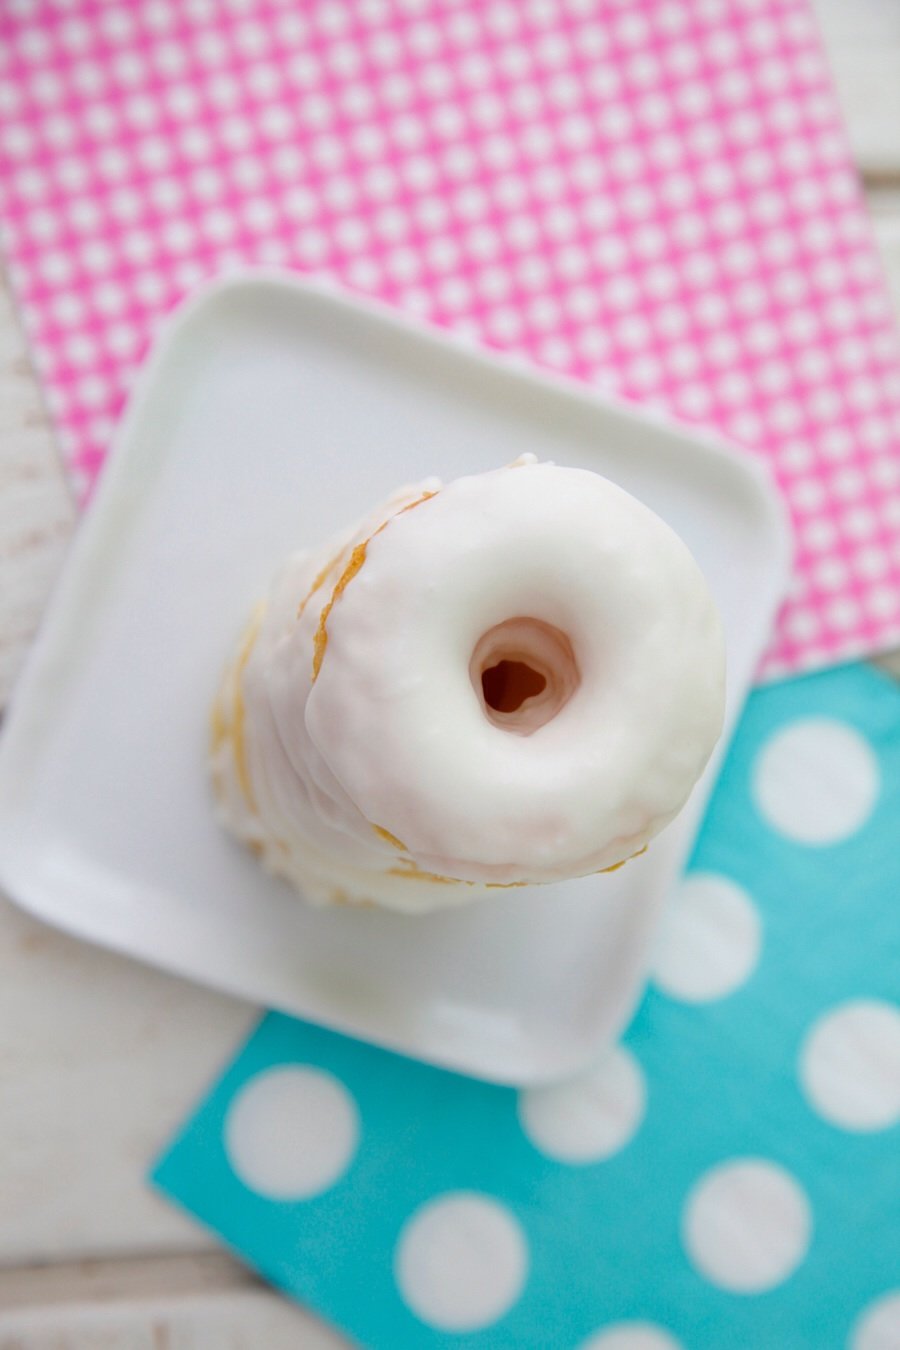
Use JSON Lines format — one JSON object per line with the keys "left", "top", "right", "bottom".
{"left": 1, "top": 4, "right": 898, "bottom": 1342}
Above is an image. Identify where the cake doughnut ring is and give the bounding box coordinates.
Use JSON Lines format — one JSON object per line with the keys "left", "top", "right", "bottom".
{"left": 211, "top": 457, "right": 725, "bottom": 913}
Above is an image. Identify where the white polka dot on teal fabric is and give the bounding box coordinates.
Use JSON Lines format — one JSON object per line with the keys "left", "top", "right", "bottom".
{"left": 800, "top": 1000, "right": 900, "bottom": 1132}
{"left": 651, "top": 873, "right": 761, "bottom": 1003}
{"left": 518, "top": 1045, "right": 645, "bottom": 1164}
{"left": 753, "top": 718, "right": 879, "bottom": 844}
{"left": 152, "top": 664, "right": 900, "bottom": 1349}
{"left": 394, "top": 1192, "right": 528, "bottom": 1332}
{"left": 852, "top": 1291, "right": 900, "bottom": 1350}
{"left": 224, "top": 1065, "right": 358, "bottom": 1200}
{"left": 682, "top": 1159, "right": 811, "bottom": 1293}
{"left": 578, "top": 1325, "right": 683, "bottom": 1350}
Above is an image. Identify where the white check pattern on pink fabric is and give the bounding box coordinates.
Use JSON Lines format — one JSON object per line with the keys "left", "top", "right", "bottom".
{"left": 1, "top": 0, "right": 900, "bottom": 678}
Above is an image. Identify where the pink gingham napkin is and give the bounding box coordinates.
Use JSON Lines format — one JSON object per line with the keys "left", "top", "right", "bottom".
{"left": 1, "top": 0, "right": 900, "bottom": 678}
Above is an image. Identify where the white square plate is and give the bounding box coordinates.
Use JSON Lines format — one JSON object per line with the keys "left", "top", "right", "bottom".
{"left": 0, "top": 273, "right": 790, "bottom": 1084}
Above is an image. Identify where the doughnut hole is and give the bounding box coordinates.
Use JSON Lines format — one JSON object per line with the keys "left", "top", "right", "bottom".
{"left": 471, "top": 618, "right": 579, "bottom": 735}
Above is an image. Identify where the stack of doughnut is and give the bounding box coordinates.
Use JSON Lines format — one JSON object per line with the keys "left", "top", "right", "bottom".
{"left": 211, "top": 457, "right": 725, "bottom": 913}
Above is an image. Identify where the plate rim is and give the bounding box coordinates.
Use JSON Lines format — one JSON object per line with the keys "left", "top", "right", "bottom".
{"left": 0, "top": 269, "right": 793, "bottom": 1083}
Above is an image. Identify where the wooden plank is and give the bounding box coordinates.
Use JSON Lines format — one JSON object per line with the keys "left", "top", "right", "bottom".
{"left": 0, "top": 1253, "right": 252, "bottom": 1310}
{"left": 812, "top": 0, "right": 900, "bottom": 179}
{"left": 868, "top": 190, "right": 900, "bottom": 725}
{"left": 1, "top": 1294, "right": 344, "bottom": 1350}
{"left": 0, "top": 1253, "right": 346, "bottom": 1347}
{"left": 870, "top": 190, "right": 900, "bottom": 315}
{"left": 0, "top": 1252, "right": 344, "bottom": 1348}
{"left": 812, "top": 0, "right": 900, "bottom": 41}
{"left": 0, "top": 892, "right": 255, "bottom": 1265}
{"left": 0, "top": 280, "right": 74, "bottom": 708}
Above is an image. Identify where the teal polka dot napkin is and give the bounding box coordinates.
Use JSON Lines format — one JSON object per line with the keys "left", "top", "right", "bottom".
{"left": 152, "top": 663, "right": 900, "bottom": 1349}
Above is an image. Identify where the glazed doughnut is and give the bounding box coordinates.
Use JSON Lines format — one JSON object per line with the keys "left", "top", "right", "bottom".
{"left": 211, "top": 457, "right": 725, "bottom": 913}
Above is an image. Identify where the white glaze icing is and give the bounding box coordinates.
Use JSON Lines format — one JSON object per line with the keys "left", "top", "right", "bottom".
{"left": 211, "top": 458, "right": 725, "bottom": 912}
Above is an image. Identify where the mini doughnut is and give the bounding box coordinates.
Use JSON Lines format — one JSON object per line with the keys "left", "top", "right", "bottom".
{"left": 211, "top": 457, "right": 725, "bottom": 913}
